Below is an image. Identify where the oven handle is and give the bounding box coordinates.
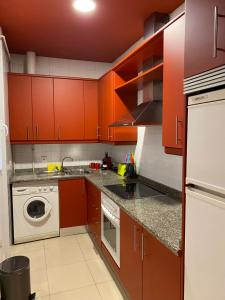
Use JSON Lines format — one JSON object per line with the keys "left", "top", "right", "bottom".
{"left": 101, "top": 204, "right": 120, "bottom": 227}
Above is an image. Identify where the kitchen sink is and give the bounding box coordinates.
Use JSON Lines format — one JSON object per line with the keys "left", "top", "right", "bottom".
{"left": 36, "top": 168, "right": 90, "bottom": 177}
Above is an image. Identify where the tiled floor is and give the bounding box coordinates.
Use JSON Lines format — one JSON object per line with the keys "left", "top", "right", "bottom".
{"left": 10, "top": 234, "right": 125, "bottom": 300}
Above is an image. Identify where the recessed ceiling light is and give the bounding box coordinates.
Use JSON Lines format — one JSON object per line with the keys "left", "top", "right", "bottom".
{"left": 73, "top": 0, "right": 96, "bottom": 13}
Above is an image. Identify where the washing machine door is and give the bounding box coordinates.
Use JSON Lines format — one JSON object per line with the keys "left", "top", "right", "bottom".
{"left": 24, "top": 196, "right": 52, "bottom": 223}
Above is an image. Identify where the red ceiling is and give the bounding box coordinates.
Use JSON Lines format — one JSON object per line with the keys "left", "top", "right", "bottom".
{"left": 0, "top": 0, "right": 183, "bottom": 62}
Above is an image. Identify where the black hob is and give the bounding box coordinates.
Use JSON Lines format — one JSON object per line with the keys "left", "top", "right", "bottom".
{"left": 104, "top": 181, "right": 163, "bottom": 200}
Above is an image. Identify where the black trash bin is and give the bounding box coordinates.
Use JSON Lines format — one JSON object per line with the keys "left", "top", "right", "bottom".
{"left": 0, "top": 256, "right": 35, "bottom": 300}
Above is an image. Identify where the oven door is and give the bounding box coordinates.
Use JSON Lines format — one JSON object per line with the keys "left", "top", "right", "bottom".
{"left": 101, "top": 204, "right": 120, "bottom": 267}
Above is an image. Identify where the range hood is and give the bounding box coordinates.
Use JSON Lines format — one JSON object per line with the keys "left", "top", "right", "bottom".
{"left": 109, "top": 100, "right": 162, "bottom": 127}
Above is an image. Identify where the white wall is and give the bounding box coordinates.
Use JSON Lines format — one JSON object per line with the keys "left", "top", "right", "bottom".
{"left": 10, "top": 54, "right": 112, "bottom": 79}
{"left": 0, "top": 31, "right": 12, "bottom": 258}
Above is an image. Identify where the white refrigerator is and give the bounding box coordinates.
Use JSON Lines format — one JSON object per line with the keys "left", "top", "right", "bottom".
{"left": 185, "top": 88, "right": 225, "bottom": 300}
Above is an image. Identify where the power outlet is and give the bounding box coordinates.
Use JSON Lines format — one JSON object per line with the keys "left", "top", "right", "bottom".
{"left": 41, "top": 156, "right": 48, "bottom": 163}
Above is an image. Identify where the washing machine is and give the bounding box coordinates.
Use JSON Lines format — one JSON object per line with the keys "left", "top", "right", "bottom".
{"left": 12, "top": 181, "right": 59, "bottom": 244}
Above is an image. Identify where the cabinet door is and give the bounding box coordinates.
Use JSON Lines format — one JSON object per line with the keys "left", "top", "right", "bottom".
{"left": 162, "top": 15, "right": 185, "bottom": 152}
{"left": 120, "top": 210, "right": 142, "bottom": 300}
{"left": 84, "top": 81, "right": 98, "bottom": 140}
{"left": 8, "top": 75, "right": 33, "bottom": 141}
{"left": 59, "top": 179, "right": 87, "bottom": 228}
{"left": 185, "top": 0, "right": 225, "bottom": 78}
{"left": 142, "top": 229, "right": 181, "bottom": 300}
{"left": 87, "top": 180, "right": 101, "bottom": 246}
{"left": 32, "top": 77, "right": 55, "bottom": 141}
{"left": 98, "top": 73, "right": 114, "bottom": 141}
{"left": 54, "top": 79, "right": 84, "bottom": 141}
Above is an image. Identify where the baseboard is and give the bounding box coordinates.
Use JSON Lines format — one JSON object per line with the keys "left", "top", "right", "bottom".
{"left": 60, "top": 226, "right": 87, "bottom": 236}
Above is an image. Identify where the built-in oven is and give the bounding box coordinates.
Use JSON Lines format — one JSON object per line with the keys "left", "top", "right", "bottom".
{"left": 101, "top": 192, "right": 120, "bottom": 267}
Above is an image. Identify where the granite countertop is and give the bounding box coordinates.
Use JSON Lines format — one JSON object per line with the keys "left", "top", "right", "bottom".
{"left": 11, "top": 170, "right": 182, "bottom": 255}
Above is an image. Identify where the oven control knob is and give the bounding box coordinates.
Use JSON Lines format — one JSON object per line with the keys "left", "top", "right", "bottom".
{"left": 38, "top": 187, "right": 42, "bottom": 192}
{"left": 50, "top": 186, "right": 54, "bottom": 191}
{"left": 43, "top": 187, "right": 47, "bottom": 192}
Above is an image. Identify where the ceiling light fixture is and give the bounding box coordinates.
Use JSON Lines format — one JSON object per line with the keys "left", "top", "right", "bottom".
{"left": 73, "top": 0, "right": 96, "bottom": 13}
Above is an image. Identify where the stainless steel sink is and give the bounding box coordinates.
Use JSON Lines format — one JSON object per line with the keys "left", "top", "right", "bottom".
{"left": 36, "top": 168, "right": 90, "bottom": 177}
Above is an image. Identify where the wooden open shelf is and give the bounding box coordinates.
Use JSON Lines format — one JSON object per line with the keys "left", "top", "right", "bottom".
{"left": 112, "top": 12, "right": 184, "bottom": 78}
{"left": 115, "top": 62, "right": 163, "bottom": 93}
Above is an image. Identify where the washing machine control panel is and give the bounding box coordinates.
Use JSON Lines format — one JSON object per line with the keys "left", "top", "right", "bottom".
{"left": 12, "top": 182, "right": 58, "bottom": 196}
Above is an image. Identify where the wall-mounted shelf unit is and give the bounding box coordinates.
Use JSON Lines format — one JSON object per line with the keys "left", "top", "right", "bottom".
{"left": 115, "top": 62, "right": 163, "bottom": 93}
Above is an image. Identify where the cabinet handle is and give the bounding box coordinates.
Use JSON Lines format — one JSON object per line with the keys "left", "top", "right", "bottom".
{"left": 96, "top": 126, "right": 99, "bottom": 138}
{"left": 213, "top": 6, "right": 225, "bottom": 58}
{"left": 26, "top": 127, "right": 29, "bottom": 140}
{"left": 108, "top": 127, "right": 113, "bottom": 140}
{"left": 141, "top": 233, "right": 145, "bottom": 260}
{"left": 58, "top": 127, "right": 61, "bottom": 140}
{"left": 36, "top": 125, "right": 39, "bottom": 140}
{"left": 133, "top": 225, "right": 137, "bottom": 252}
{"left": 176, "top": 117, "right": 183, "bottom": 145}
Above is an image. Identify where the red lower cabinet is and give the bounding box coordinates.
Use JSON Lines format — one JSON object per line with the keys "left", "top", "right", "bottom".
{"left": 120, "top": 211, "right": 181, "bottom": 300}
{"left": 142, "top": 229, "right": 181, "bottom": 300}
{"left": 59, "top": 179, "right": 87, "bottom": 228}
{"left": 120, "top": 210, "right": 142, "bottom": 300}
{"left": 86, "top": 180, "right": 101, "bottom": 247}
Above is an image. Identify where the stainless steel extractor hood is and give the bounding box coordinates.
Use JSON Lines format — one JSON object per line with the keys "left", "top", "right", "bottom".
{"left": 109, "top": 100, "right": 162, "bottom": 127}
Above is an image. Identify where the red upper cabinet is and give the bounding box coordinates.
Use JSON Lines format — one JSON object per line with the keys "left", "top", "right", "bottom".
{"left": 142, "top": 229, "right": 181, "bottom": 300}
{"left": 54, "top": 78, "right": 84, "bottom": 141}
{"left": 120, "top": 210, "right": 142, "bottom": 300}
{"left": 162, "top": 15, "right": 185, "bottom": 154}
{"left": 98, "top": 71, "right": 137, "bottom": 143}
{"left": 98, "top": 72, "right": 114, "bottom": 141}
{"left": 84, "top": 80, "right": 98, "bottom": 140}
{"left": 59, "top": 179, "right": 87, "bottom": 228}
{"left": 185, "top": 0, "right": 225, "bottom": 78}
{"left": 32, "top": 77, "right": 55, "bottom": 141}
{"left": 8, "top": 74, "right": 33, "bottom": 142}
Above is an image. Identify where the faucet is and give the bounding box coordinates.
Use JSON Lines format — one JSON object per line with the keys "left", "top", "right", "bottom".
{"left": 61, "top": 157, "right": 73, "bottom": 172}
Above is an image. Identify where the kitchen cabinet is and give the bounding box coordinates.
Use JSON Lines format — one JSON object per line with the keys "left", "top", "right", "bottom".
{"left": 98, "top": 71, "right": 137, "bottom": 143}
{"left": 142, "top": 229, "right": 181, "bottom": 300}
{"left": 54, "top": 78, "right": 84, "bottom": 141}
{"left": 32, "top": 77, "right": 55, "bottom": 141}
{"left": 162, "top": 15, "right": 185, "bottom": 155}
{"left": 59, "top": 179, "right": 87, "bottom": 228}
{"left": 185, "top": 0, "right": 225, "bottom": 78}
{"left": 86, "top": 180, "right": 101, "bottom": 247}
{"left": 120, "top": 210, "right": 142, "bottom": 300}
{"left": 8, "top": 74, "right": 33, "bottom": 141}
{"left": 98, "top": 72, "right": 114, "bottom": 141}
{"left": 84, "top": 80, "right": 99, "bottom": 140}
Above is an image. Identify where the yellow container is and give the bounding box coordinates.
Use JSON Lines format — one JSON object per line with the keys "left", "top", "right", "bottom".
{"left": 117, "top": 164, "right": 127, "bottom": 176}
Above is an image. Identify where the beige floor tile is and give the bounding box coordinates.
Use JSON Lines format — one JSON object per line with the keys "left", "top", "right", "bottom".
{"left": 47, "top": 261, "right": 94, "bottom": 294}
{"left": 10, "top": 247, "right": 46, "bottom": 272}
{"left": 45, "top": 239, "right": 84, "bottom": 268}
{"left": 50, "top": 285, "right": 102, "bottom": 300}
{"left": 97, "top": 281, "right": 125, "bottom": 300}
{"left": 76, "top": 234, "right": 100, "bottom": 260}
{"left": 86, "top": 258, "right": 113, "bottom": 283}
{"left": 10, "top": 240, "right": 44, "bottom": 254}
{"left": 44, "top": 236, "right": 77, "bottom": 248}
{"left": 36, "top": 296, "right": 50, "bottom": 300}
{"left": 31, "top": 268, "right": 50, "bottom": 298}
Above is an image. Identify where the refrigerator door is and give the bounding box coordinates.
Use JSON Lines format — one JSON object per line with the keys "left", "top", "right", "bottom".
{"left": 185, "top": 187, "right": 225, "bottom": 300}
{"left": 187, "top": 89, "right": 225, "bottom": 194}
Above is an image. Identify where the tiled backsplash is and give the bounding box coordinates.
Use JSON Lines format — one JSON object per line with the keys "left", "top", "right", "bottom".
{"left": 12, "top": 143, "right": 135, "bottom": 170}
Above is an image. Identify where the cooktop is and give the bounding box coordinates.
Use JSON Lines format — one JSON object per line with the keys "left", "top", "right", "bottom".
{"left": 104, "top": 181, "right": 163, "bottom": 200}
